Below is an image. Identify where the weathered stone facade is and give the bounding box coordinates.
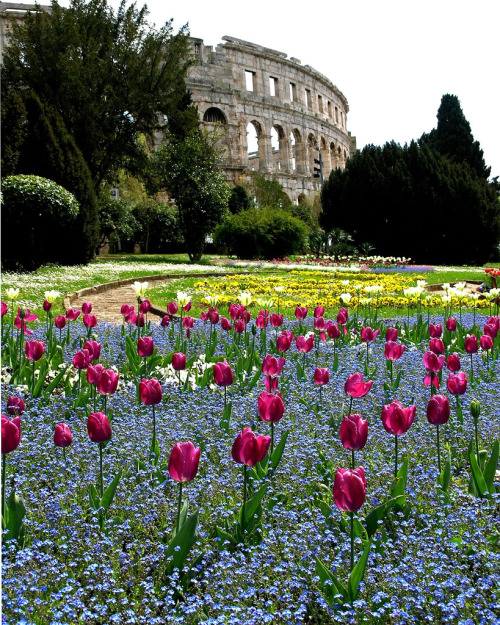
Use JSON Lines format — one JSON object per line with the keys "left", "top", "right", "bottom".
{"left": 187, "top": 35, "right": 356, "bottom": 202}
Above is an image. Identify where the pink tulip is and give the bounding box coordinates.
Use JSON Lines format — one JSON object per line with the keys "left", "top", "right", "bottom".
{"left": 264, "top": 376, "right": 279, "bottom": 392}
{"left": 183, "top": 302, "right": 192, "bottom": 313}
{"left": 446, "top": 353, "right": 461, "bottom": 372}
{"left": 344, "top": 372, "right": 373, "bottom": 398}
{"left": 314, "top": 367, "right": 329, "bottom": 386}
{"left": 161, "top": 315, "right": 171, "bottom": 327}
{"left": 139, "top": 299, "right": 151, "bottom": 314}
{"left": 82, "top": 302, "right": 92, "bottom": 314}
{"left": 84, "top": 340, "right": 101, "bottom": 362}
{"left": 65, "top": 308, "right": 80, "bottom": 321}
{"left": 137, "top": 337, "right": 154, "bottom": 358}
{"left": 277, "top": 333, "right": 292, "bottom": 353}
{"left": 167, "top": 302, "right": 179, "bottom": 316}
{"left": 43, "top": 300, "right": 52, "bottom": 313}
{"left": 54, "top": 315, "right": 67, "bottom": 329}
{"left": 139, "top": 378, "right": 163, "bottom": 405}
{"left": 296, "top": 335, "right": 314, "bottom": 353}
{"left": 87, "top": 412, "right": 111, "bottom": 443}
{"left": 234, "top": 319, "right": 246, "bottom": 334}
{"left": 172, "top": 353, "right": 186, "bottom": 370}
{"left": 327, "top": 323, "right": 340, "bottom": 340}
{"left": 1, "top": 414, "right": 21, "bottom": 453}
{"left": 6, "top": 396, "right": 24, "bottom": 416}
{"left": 464, "top": 335, "right": 478, "bottom": 354}
{"left": 258, "top": 391, "right": 285, "bottom": 423}
{"left": 429, "top": 323, "right": 442, "bottom": 339}
{"left": 381, "top": 401, "right": 415, "bottom": 436}
{"left": 385, "top": 327, "right": 398, "bottom": 342}
{"left": 15, "top": 308, "right": 38, "bottom": 335}
{"left": 361, "top": 327, "right": 380, "bottom": 343}
{"left": 480, "top": 335, "right": 493, "bottom": 351}
{"left": 213, "top": 361, "right": 234, "bottom": 387}
{"left": 446, "top": 317, "right": 457, "bottom": 332}
{"left": 54, "top": 423, "right": 72, "bottom": 447}
{"left": 314, "top": 306, "right": 325, "bottom": 318}
{"left": 426, "top": 395, "right": 450, "bottom": 425}
{"left": 168, "top": 442, "right": 201, "bottom": 483}
{"left": 256, "top": 314, "right": 267, "bottom": 329}
{"left": 25, "top": 340, "right": 45, "bottom": 361}
{"left": 429, "top": 338, "right": 445, "bottom": 355}
{"left": 295, "top": 306, "right": 308, "bottom": 320}
{"left": 339, "top": 414, "right": 368, "bottom": 450}
{"left": 73, "top": 348, "right": 91, "bottom": 370}
{"left": 423, "top": 351, "right": 445, "bottom": 372}
{"left": 384, "top": 341, "right": 406, "bottom": 361}
{"left": 447, "top": 372, "right": 467, "bottom": 395}
{"left": 221, "top": 317, "right": 231, "bottom": 331}
{"left": 262, "top": 355, "right": 285, "bottom": 377}
{"left": 135, "top": 313, "right": 145, "bottom": 328}
{"left": 231, "top": 427, "right": 271, "bottom": 467}
{"left": 484, "top": 317, "right": 499, "bottom": 339}
{"left": 96, "top": 369, "right": 119, "bottom": 395}
{"left": 121, "top": 304, "right": 133, "bottom": 317}
{"left": 83, "top": 314, "right": 97, "bottom": 328}
{"left": 314, "top": 317, "right": 326, "bottom": 331}
{"left": 333, "top": 467, "right": 366, "bottom": 512}
{"left": 1, "top": 302, "right": 8, "bottom": 317}
{"left": 270, "top": 313, "right": 283, "bottom": 328}
{"left": 337, "top": 308, "right": 348, "bottom": 325}
{"left": 87, "top": 363, "right": 105, "bottom": 385}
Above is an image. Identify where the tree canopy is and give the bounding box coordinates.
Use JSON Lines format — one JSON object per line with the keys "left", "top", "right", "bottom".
{"left": 1, "top": 0, "right": 198, "bottom": 190}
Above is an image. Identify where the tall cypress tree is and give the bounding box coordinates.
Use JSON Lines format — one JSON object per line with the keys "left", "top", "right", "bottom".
{"left": 421, "top": 94, "right": 490, "bottom": 180}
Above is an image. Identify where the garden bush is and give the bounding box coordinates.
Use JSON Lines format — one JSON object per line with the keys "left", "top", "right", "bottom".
{"left": 214, "top": 207, "right": 309, "bottom": 259}
{"left": 1, "top": 175, "right": 81, "bottom": 270}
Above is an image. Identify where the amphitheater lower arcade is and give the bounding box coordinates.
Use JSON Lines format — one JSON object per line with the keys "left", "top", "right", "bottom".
{"left": 187, "top": 36, "right": 356, "bottom": 202}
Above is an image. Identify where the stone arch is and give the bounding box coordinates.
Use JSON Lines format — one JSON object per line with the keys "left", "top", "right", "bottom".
{"left": 246, "top": 120, "right": 263, "bottom": 170}
{"left": 308, "top": 133, "right": 318, "bottom": 178}
{"left": 203, "top": 107, "right": 227, "bottom": 124}
{"left": 271, "top": 123, "right": 289, "bottom": 171}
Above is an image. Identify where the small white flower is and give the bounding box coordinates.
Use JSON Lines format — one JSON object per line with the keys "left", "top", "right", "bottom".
{"left": 205, "top": 295, "right": 220, "bottom": 307}
{"left": 274, "top": 286, "right": 285, "bottom": 293}
{"left": 340, "top": 293, "right": 352, "bottom": 304}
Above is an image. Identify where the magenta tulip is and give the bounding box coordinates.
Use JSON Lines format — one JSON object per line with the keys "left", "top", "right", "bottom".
{"left": 1, "top": 302, "right": 8, "bottom": 317}
{"left": 385, "top": 327, "right": 398, "bottom": 342}
{"left": 161, "top": 315, "right": 171, "bottom": 327}
{"left": 426, "top": 395, "right": 450, "bottom": 425}
{"left": 344, "top": 372, "right": 373, "bottom": 398}
{"left": 381, "top": 401, "right": 416, "bottom": 436}
{"left": 446, "top": 353, "right": 461, "bottom": 372}
{"left": 87, "top": 412, "right": 111, "bottom": 443}
{"left": 15, "top": 308, "right": 38, "bottom": 335}
{"left": 139, "top": 299, "right": 151, "bottom": 314}
{"left": 314, "top": 306, "right": 325, "bottom": 318}
{"left": 121, "top": 304, "right": 133, "bottom": 317}
{"left": 213, "top": 361, "right": 234, "bottom": 387}
{"left": 277, "top": 333, "right": 292, "bottom": 353}
{"left": 337, "top": 308, "right": 348, "bottom": 325}
{"left": 65, "top": 308, "right": 80, "bottom": 321}
{"left": 423, "top": 351, "right": 445, "bottom": 372}
{"left": 333, "top": 467, "right": 366, "bottom": 512}
{"left": 172, "top": 352, "right": 186, "bottom": 371}
{"left": 168, "top": 442, "right": 201, "bottom": 483}
{"left": 6, "top": 396, "right": 24, "bottom": 416}
{"left": 480, "top": 334, "right": 493, "bottom": 351}
{"left": 25, "top": 340, "right": 45, "bottom": 361}
{"left": 1, "top": 414, "right": 21, "bottom": 454}
{"left": 84, "top": 340, "right": 101, "bottom": 362}
{"left": 54, "top": 423, "right": 72, "bottom": 447}
{"left": 234, "top": 319, "right": 245, "bottom": 334}
{"left": 54, "top": 315, "right": 67, "bottom": 329}
{"left": 447, "top": 372, "right": 467, "bottom": 395}
{"left": 429, "top": 338, "right": 445, "bottom": 355}
{"left": 139, "top": 378, "right": 163, "bottom": 405}
{"left": 183, "top": 302, "right": 192, "bottom": 313}
{"left": 339, "top": 414, "right": 368, "bottom": 452}
{"left": 270, "top": 313, "right": 283, "bottom": 328}
{"left": 82, "top": 302, "right": 92, "bottom": 314}
{"left": 83, "top": 314, "right": 97, "bottom": 328}
{"left": 264, "top": 376, "right": 279, "bottom": 392}
{"left": 258, "top": 391, "right": 285, "bottom": 423}
{"left": 296, "top": 335, "right": 314, "bottom": 353}
{"left": 87, "top": 363, "right": 105, "bottom": 385}
{"left": 446, "top": 317, "right": 457, "bottom": 332}
{"left": 429, "top": 323, "right": 443, "bottom": 339}
{"left": 327, "top": 323, "right": 340, "bottom": 340}
{"left": 464, "top": 335, "right": 478, "bottom": 354}
{"left": 314, "top": 317, "right": 326, "bottom": 331}
{"left": 361, "top": 327, "right": 380, "bottom": 343}
{"left": 314, "top": 367, "right": 329, "bottom": 386}
{"left": 96, "top": 369, "right": 119, "bottom": 395}
{"left": 232, "top": 427, "right": 271, "bottom": 467}
{"left": 384, "top": 341, "right": 406, "bottom": 361}
{"left": 295, "top": 306, "right": 308, "bottom": 320}
{"left": 43, "top": 299, "right": 52, "bottom": 313}
{"left": 221, "top": 317, "right": 231, "bottom": 331}
{"left": 262, "top": 355, "right": 285, "bottom": 377}
{"left": 137, "top": 337, "right": 154, "bottom": 358}
{"left": 167, "top": 302, "right": 178, "bottom": 316}
{"left": 73, "top": 348, "right": 91, "bottom": 370}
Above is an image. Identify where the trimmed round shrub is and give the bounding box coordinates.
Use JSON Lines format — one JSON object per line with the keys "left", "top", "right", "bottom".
{"left": 214, "top": 207, "right": 309, "bottom": 259}
{"left": 1, "top": 175, "right": 80, "bottom": 270}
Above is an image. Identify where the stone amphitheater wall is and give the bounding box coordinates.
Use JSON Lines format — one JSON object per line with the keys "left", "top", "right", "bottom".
{"left": 187, "top": 35, "right": 356, "bottom": 202}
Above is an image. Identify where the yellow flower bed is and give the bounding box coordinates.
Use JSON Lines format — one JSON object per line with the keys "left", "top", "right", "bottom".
{"left": 194, "top": 272, "right": 491, "bottom": 311}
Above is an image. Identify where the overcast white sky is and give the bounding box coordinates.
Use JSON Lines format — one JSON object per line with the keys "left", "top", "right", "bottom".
{"left": 59, "top": 0, "right": 500, "bottom": 179}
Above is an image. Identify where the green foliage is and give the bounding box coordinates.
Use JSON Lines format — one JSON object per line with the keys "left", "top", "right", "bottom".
{"left": 97, "top": 195, "right": 139, "bottom": 251}
{"left": 1, "top": 175, "right": 80, "bottom": 270}
{"left": 153, "top": 130, "right": 231, "bottom": 261}
{"left": 133, "top": 201, "right": 183, "bottom": 254}
{"left": 421, "top": 94, "right": 490, "bottom": 180}
{"left": 320, "top": 141, "right": 500, "bottom": 264}
{"left": 0, "top": 93, "right": 27, "bottom": 175}
{"left": 214, "top": 207, "right": 309, "bottom": 259}
{"left": 8, "top": 92, "right": 99, "bottom": 264}
{"left": 242, "top": 172, "right": 293, "bottom": 211}
{"left": 2, "top": 0, "right": 195, "bottom": 189}
{"left": 228, "top": 185, "right": 253, "bottom": 214}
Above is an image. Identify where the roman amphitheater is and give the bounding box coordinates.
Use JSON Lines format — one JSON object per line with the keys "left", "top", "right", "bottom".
{"left": 187, "top": 35, "right": 356, "bottom": 202}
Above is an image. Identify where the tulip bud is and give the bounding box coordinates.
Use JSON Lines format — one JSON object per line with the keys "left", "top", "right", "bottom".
{"left": 446, "top": 317, "right": 457, "bottom": 332}
{"left": 139, "top": 378, "right": 163, "bottom": 405}
{"left": 82, "top": 302, "right": 93, "bottom": 314}
{"left": 381, "top": 401, "right": 415, "bottom": 436}
{"left": 43, "top": 300, "right": 52, "bottom": 313}
{"left": 385, "top": 327, "right": 398, "bottom": 342}
{"left": 344, "top": 372, "right": 373, "bottom": 398}
{"left": 172, "top": 353, "right": 186, "bottom": 371}
{"left": 314, "top": 367, "right": 329, "bottom": 386}
{"left": 426, "top": 395, "right": 450, "bottom": 425}
{"left": 470, "top": 398, "right": 481, "bottom": 421}
{"left": 213, "top": 361, "right": 234, "bottom": 387}
{"left": 87, "top": 412, "right": 111, "bottom": 443}
{"left": 258, "top": 391, "right": 285, "bottom": 423}
{"left": 137, "top": 337, "right": 154, "bottom": 358}
{"left": 6, "top": 396, "right": 25, "bottom": 416}
{"left": 1, "top": 414, "right": 21, "bottom": 453}
{"left": 231, "top": 427, "right": 271, "bottom": 467}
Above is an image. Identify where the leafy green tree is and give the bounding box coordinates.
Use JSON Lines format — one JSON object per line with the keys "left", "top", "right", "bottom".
{"left": 228, "top": 185, "right": 253, "bottom": 214}
{"left": 97, "top": 195, "right": 138, "bottom": 251}
{"left": 153, "top": 130, "right": 230, "bottom": 261}
{"left": 1, "top": 93, "right": 27, "bottom": 175}
{"left": 242, "top": 172, "right": 293, "bottom": 211}
{"left": 2, "top": 0, "right": 196, "bottom": 191}
{"left": 421, "top": 94, "right": 490, "bottom": 180}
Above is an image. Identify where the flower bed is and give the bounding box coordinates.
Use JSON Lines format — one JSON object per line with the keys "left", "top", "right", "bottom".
{"left": 1, "top": 291, "right": 499, "bottom": 624}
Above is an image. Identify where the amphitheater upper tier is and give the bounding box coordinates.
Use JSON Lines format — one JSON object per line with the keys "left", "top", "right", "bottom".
{"left": 187, "top": 35, "right": 356, "bottom": 202}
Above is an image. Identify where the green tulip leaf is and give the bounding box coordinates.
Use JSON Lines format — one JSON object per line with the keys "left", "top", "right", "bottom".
{"left": 165, "top": 510, "right": 199, "bottom": 576}
{"left": 215, "top": 526, "right": 238, "bottom": 548}
{"left": 89, "top": 483, "right": 100, "bottom": 510}
{"left": 239, "top": 484, "right": 268, "bottom": 527}
{"left": 483, "top": 440, "right": 499, "bottom": 494}
{"left": 44, "top": 365, "right": 68, "bottom": 396}
{"left": 33, "top": 361, "right": 49, "bottom": 397}
{"left": 296, "top": 361, "right": 305, "bottom": 381}
{"left": 437, "top": 450, "right": 451, "bottom": 493}
{"left": 219, "top": 401, "right": 232, "bottom": 435}
{"left": 3, "top": 490, "right": 26, "bottom": 543}
{"left": 248, "top": 367, "right": 262, "bottom": 391}
{"left": 315, "top": 556, "right": 348, "bottom": 605}
{"left": 172, "top": 499, "right": 189, "bottom": 538}
{"left": 365, "top": 495, "right": 405, "bottom": 538}
{"left": 101, "top": 470, "right": 122, "bottom": 511}
{"left": 469, "top": 448, "right": 490, "bottom": 498}
{"left": 348, "top": 539, "right": 372, "bottom": 602}
{"left": 270, "top": 430, "right": 288, "bottom": 470}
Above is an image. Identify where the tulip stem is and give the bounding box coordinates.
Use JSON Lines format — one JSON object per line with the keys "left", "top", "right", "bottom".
{"left": 32, "top": 360, "right": 36, "bottom": 394}
{"left": 176, "top": 482, "right": 183, "bottom": 535}
{"left": 350, "top": 511, "right": 354, "bottom": 573}
{"left": 99, "top": 442, "right": 104, "bottom": 499}
{"left": 151, "top": 404, "right": 156, "bottom": 463}
{"left": 242, "top": 465, "right": 247, "bottom": 540}
{"left": 474, "top": 417, "right": 479, "bottom": 459}
{"left": 366, "top": 342, "right": 369, "bottom": 368}
{"left": 224, "top": 386, "right": 227, "bottom": 411}
{"left": 63, "top": 446, "right": 67, "bottom": 465}
{"left": 389, "top": 360, "right": 393, "bottom": 390}
{"left": 436, "top": 424, "right": 441, "bottom": 474}
{"left": 271, "top": 422, "right": 274, "bottom": 459}
{"left": 395, "top": 435, "right": 398, "bottom": 479}
{"left": 351, "top": 449, "right": 355, "bottom": 470}
{"left": 2, "top": 454, "right": 6, "bottom": 518}
{"left": 470, "top": 353, "right": 474, "bottom": 382}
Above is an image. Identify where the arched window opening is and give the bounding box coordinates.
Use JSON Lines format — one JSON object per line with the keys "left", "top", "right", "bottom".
{"left": 246, "top": 121, "right": 261, "bottom": 170}
{"left": 203, "top": 107, "right": 227, "bottom": 124}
